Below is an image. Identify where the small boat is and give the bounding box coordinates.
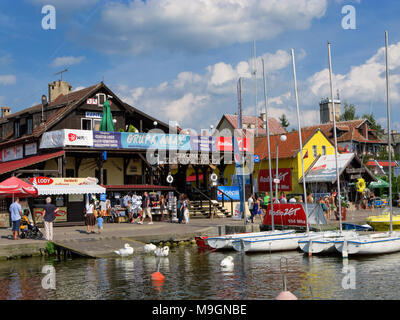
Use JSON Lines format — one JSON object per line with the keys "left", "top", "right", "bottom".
{"left": 366, "top": 212, "right": 400, "bottom": 231}
{"left": 195, "top": 236, "right": 214, "bottom": 251}
{"left": 232, "top": 232, "right": 319, "bottom": 253}
{"left": 298, "top": 230, "right": 358, "bottom": 255}
{"left": 206, "top": 229, "right": 296, "bottom": 250}
{"left": 334, "top": 232, "right": 400, "bottom": 257}
{"left": 342, "top": 223, "right": 373, "bottom": 231}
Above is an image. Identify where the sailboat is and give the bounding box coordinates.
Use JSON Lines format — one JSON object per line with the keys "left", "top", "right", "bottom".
{"left": 334, "top": 31, "right": 400, "bottom": 258}
{"left": 233, "top": 50, "right": 318, "bottom": 254}
{"left": 299, "top": 42, "right": 357, "bottom": 255}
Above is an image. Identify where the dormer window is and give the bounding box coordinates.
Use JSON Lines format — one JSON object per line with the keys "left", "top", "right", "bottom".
{"left": 27, "top": 118, "right": 33, "bottom": 135}
{"left": 97, "top": 93, "right": 106, "bottom": 106}
{"left": 14, "top": 120, "right": 20, "bottom": 138}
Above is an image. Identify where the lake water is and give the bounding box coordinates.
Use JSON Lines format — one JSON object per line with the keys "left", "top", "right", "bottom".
{"left": 1, "top": 245, "right": 400, "bottom": 300}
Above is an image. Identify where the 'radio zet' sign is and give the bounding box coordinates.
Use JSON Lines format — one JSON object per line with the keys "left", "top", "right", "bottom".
{"left": 263, "top": 204, "right": 307, "bottom": 226}
{"left": 258, "top": 168, "right": 292, "bottom": 192}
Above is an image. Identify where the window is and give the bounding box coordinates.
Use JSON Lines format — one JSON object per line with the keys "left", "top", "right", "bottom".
{"left": 81, "top": 118, "right": 92, "bottom": 130}
{"left": 322, "top": 146, "right": 326, "bottom": 156}
{"left": 97, "top": 93, "right": 106, "bottom": 106}
{"left": 313, "top": 145, "right": 317, "bottom": 158}
{"left": 93, "top": 119, "right": 101, "bottom": 131}
{"left": 27, "top": 118, "right": 33, "bottom": 135}
{"left": 14, "top": 121, "right": 20, "bottom": 138}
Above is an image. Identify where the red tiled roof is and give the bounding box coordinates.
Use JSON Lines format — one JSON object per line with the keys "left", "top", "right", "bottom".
{"left": 303, "top": 119, "right": 384, "bottom": 145}
{"left": 0, "top": 151, "right": 65, "bottom": 175}
{"left": 222, "top": 114, "right": 286, "bottom": 135}
{"left": 254, "top": 129, "right": 321, "bottom": 160}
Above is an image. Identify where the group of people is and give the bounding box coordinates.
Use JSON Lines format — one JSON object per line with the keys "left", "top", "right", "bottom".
{"left": 9, "top": 197, "right": 58, "bottom": 241}
{"left": 317, "top": 193, "right": 338, "bottom": 220}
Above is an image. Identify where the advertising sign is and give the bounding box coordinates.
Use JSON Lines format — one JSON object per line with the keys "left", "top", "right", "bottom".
{"left": 1, "top": 145, "right": 23, "bottom": 162}
{"left": 190, "top": 136, "right": 216, "bottom": 152}
{"left": 217, "top": 186, "right": 240, "bottom": 201}
{"left": 258, "top": 168, "right": 292, "bottom": 192}
{"left": 40, "top": 129, "right": 93, "bottom": 148}
{"left": 30, "top": 177, "right": 98, "bottom": 185}
{"left": 25, "top": 142, "right": 37, "bottom": 156}
{"left": 120, "top": 133, "right": 191, "bottom": 150}
{"left": 93, "top": 131, "right": 121, "bottom": 148}
{"left": 216, "top": 136, "right": 249, "bottom": 152}
{"left": 263, "top": 204, "right": 307, "bottom": 226}
{"left": 85, "top": 111, "right": 102, "bottom": 118}
{"left": 305, "top": 153, "right": 354, "bottom": 183}
{"left": 34, "top": 207, "right": 67, "bottom": 223}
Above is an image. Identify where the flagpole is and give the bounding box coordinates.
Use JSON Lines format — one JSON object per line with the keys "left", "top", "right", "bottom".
{"left": 262, "top": 58, "right": 275, "bottom": 231}
{"left": 328, "top": 42, "right": 343, "bottom": 233}
{"left": 253, "top": 40, "right": 258, "bottom": 137}
{"left": 385, "top": 30, "right": 393, "bottom": 234}
{"left": 290, "top": 49, "right": 309, "bottom": 234}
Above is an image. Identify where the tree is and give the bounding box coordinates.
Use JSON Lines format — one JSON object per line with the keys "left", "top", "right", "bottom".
{"left": 340, "top": 102, "right": 358, "bottom": 121}
{"left": 279, "top": 114, "right": 290, "bottom": 130}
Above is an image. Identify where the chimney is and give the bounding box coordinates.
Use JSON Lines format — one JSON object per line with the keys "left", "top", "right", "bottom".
{"left": 260, "top": 112, "right": 266, "bottom": 122}
{"left": 48, "top": 80, "right": 72, "bottom": 102}
{"left": 1, "top": 106, "right": 11, "bottom": 118}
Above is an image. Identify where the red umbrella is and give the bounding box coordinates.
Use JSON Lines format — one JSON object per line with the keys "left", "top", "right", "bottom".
{"left": 0, "top": 176, "right": 37, "bottom": 198}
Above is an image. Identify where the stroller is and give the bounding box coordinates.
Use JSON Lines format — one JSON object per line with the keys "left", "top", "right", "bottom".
{"left": 20, "top": 211, "right": 43, "bottom": 240}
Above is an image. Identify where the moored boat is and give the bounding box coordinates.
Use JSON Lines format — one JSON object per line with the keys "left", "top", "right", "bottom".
{"left": 298, "top": 230, "right": 358, "bottom": 255}
{"left": 366, "top": 212, "right": 400, "bottom": 231}
{"left": 231, "top": 232, "right": 319, "bottom": 253}
{"left": 206, "top": 229, "right": 295, "bottom": 250}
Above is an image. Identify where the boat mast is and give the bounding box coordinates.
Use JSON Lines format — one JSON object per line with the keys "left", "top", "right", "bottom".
{"left": 262, "top": 58, "right": 275, "bottom": 231}
{"left": 290, "top": 49, "right": 310, "bottom": 234}
{"left": 385, "top": 30, "right": 393, "bottom": 234}
{"left": 253, "top": 40, "right": 258, "bottom": 137}
{"left": 328, "top": 42, "right": 343, "bottom": 234}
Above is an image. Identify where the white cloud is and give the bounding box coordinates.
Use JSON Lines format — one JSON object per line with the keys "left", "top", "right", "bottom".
{"left": 0, "top": 75, "right": 16, "bottom": 85}
{"left": 75, "top": 0, "right": 327, "bottom": 54}
{"left": 28, "top": 0, "right": 99, "bottom": 10}
{"left": 51, "top": 56, "right": 86, "bottom": 67}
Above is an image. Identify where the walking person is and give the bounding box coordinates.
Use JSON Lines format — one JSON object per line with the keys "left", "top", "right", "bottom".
{"left": 177, "top": 194, "right": 184, "bottom": 224}
{"left": 9, "top": 197, "right": 22, "bottom": 240}
{"left": 160, "top": 194, "right": 166, "bottom": 222}
{"left": 183, "top": 195, "right": 190, "bottom": 224}
{"left": 141, "top": 192, "right": 153, "bottom": 225}
{"left": 97, "top": 211, "right": 104, "bottom": 234}
{"left": 254, "top": 197, "right": 264, "bottom": 224}
{"left": 247, "top": 194, "right": 254, "bottom": 223}
{"left": 42, "top": 197, "right": 59, "bottom": 241}
{"left": 85, "top": 199, "right": 96, "bottom": 234}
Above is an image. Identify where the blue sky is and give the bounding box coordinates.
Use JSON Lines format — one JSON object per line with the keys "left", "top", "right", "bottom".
{"left": 1, "top": 0, "right": 400, "bottom": 132}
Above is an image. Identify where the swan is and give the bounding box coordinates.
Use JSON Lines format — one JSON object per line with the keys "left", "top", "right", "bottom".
{"left": 114, "top": 243, "right": 134, "bottom": 257}
{"left": 220, "top": 256, "right": 234, "bottom": 268}
{"left": 155, "top": 246, "right": 169, "bottom": 257}
{"left": 143, "top": 243, "right": 157, "bottom": 253}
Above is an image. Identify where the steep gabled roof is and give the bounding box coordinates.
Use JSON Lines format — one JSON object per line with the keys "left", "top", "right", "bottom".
{"left": 254, "top": 128, "right": 331, "bottom": 160}
{"left": 216, "top": 114, "right": 286, "bottom": 135}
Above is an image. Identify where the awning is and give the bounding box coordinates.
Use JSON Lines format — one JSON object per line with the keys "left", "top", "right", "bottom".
{"left": 0, "top": 151, "right": 65, "bottom": 175}
{"left": 301, "top": 153, "right": 355, "bottom": 183}
{"left": 104, "top": 185, "right": 175, "bottom": 192}
{"left": 369, "top": 178, "right": 389, "bottom": 189}
{"left": 35, "top": 184, "right": 106, "bottom": 195}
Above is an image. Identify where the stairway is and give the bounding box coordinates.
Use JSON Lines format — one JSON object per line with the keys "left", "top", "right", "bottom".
{"left": 189, "top": 200, "right": 231, "bottom": 219}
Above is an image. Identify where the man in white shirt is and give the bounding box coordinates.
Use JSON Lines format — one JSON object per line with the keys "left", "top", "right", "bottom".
{"left": 289, "top": 197, "right": 296, "bottom": 203}
{"left": 247, "top": 195, "right": 254, "bottom": 221}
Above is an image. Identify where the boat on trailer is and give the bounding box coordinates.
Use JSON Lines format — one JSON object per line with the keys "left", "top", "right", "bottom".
{"left": 206, "top": 229, "right": 296, "bottom": 250}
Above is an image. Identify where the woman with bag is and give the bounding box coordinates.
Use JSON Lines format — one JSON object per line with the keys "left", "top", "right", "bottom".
{"left": 85, "top": 199, "right": 96, "bottom": 234}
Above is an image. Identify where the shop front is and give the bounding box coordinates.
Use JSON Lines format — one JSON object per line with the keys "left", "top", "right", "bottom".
{"left": 29, "top": 177, "right": 105, "bottom": 224}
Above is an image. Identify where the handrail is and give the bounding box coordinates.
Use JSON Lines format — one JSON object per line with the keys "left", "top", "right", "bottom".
{"left": 192, "top": 186, "right": 213, "bottom": 217}
{"left": 217, "top": 188, "right": 234, "bottom": 216}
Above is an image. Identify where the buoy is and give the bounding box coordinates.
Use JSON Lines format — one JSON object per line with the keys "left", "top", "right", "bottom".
{"left": 151, "top": 271, "right": 165, "bottom": 281}
{"left": 275, "top": 291, "right": 298, "bottom": 300}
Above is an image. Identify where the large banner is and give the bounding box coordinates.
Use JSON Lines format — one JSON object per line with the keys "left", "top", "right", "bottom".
{"left": 258, "top": 168, "right": 292, "bottom": 192}
{"left": 40, "top": 129, "right": 93, "bottom": 148}
{"left": 216, "top": 136, "right": 250, "bottom": 152}
{"left": 217, "top": 186, "right": 240, "bottom": 201}
{"left": 93, "top": 131, "right": 121, "bottom": 148}
{"left": 1, "top": 145, "right": 23, "bottom": 162}
{"left": 120, "top": 132, "right": 191, "bottom": 150}
{"left": 190, "top": 136, "right": 217, "bottom": 152}
{"left": 263, "top": 204, "right": 307, "bottom": 226}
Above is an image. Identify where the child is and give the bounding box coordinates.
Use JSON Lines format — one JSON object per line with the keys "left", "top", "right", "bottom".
{"left": 97, "top": 211, "right": 104, "bottom": 234}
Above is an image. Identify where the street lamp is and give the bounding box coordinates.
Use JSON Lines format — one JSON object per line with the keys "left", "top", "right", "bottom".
{"left": 275, "top": 134, "right": 287, "bottom": 203}
{"left": 153, "top": 121, "right": 158, "bottom": 127}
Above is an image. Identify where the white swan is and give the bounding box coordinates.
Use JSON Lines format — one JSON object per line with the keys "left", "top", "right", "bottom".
{"left": 155, "top": 246, "right": 169, "bottom": 257}
{"left": 143, "top": 243, "right": 157, "bottom": 253}
{"left": 220, "top": 256, "right": 234, "bottom": 268}
{"left": 114, "top": 243, "right": 134, "bottom": 257}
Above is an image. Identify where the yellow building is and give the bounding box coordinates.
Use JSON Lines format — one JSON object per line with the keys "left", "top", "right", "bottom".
{"left": 225, "top": 128, "right": 336, "bottom": 195}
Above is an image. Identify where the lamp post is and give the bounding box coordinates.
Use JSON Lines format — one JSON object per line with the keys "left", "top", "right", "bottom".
{"left": 275, "top": 134, "right": 287, "bottom": 203}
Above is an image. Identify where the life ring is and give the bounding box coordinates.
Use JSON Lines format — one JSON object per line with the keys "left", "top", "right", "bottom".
{"left": 355, "top": 178, "right": 366, "bottom": 193}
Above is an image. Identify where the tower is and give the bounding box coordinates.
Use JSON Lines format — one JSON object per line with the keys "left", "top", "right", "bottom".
{"left": 319, "top": 98, "right": 342, "bottom": 124}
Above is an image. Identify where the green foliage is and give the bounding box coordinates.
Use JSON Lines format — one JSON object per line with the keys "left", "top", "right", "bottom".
{"left": 127, "top": 124, "right": 139, "bottom": 133}
{"left": 279, "top": 114, "right": 290, "bottom": 129}
{"left": 117, "top": 128, "right": 124, "bottom": 132}
{"left": 361, "top": 113, "right": 384, "bottom": 137}
{"left": 340, "top": 102, "right": 358, "bottom": 121}
{"left": 46, "top": 242, "right": 55, "bottom": 254}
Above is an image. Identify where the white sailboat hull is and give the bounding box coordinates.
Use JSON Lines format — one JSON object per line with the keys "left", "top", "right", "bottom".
{"left": 232, "top": 232, "right": 317, "bottom": 253}
{"left": 206, "top": 230, "right": 295, "bottom": 250}
{"left": 299, "top": 230, "right": 358, "bottom": 255}
{"left": 334, "top": 232, "right": 400, "bottom": 256}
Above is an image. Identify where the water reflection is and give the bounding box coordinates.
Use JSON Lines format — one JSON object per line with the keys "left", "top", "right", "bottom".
{"left": 2, "top": 248, "right": 400, "bottom": 299}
